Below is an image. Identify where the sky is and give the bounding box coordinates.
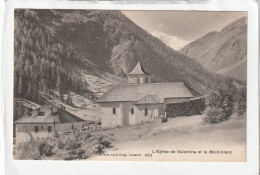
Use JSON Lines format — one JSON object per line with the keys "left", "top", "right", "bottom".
{"left": 122, "top": 11, "right": 247, "bottom": 41}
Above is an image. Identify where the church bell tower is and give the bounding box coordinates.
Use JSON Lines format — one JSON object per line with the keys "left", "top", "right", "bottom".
{"left": 128, "top": 62, "right": 150, "bottom": 84}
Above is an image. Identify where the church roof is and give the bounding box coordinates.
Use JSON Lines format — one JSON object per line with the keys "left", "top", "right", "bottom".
{"left": 128, "top": 62, "right": 150, "bottom": 75}
{"left": 96, "top": 82, "right": 200, "bottom": 103}
{"left": 134, "top": 95, "right": 163, "bottom": 104}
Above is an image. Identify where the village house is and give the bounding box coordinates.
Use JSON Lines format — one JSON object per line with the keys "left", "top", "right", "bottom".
{"left": 14, "top": 105, "right": 85, "bottom": 143}
{"left": 97, "top": 62, "right": 200, "bottom": 128}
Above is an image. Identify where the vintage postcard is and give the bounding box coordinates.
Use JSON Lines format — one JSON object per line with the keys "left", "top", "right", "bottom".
{"left": 12, "top": 9, "right": 248, "bottom": 162}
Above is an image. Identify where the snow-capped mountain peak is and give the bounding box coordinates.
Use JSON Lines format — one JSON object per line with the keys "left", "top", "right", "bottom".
{"left": 151, "top": 31, "right": 191, "bottom": 51}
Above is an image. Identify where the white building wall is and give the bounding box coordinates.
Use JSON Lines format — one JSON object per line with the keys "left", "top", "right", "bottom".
{"left": 55, "top": 122, "right": 85, "bottom": 131}
{"left": 139, "top": 77, "right": 144, "bottom": 84}
{"left": 128, "top": 77, "right": 138, "bottom": 84}
{"left": 134, "top": 104, "right": 163, "bottom": 123}
{"left": 128, "top": 104, "right": 136, "bottom": 125}
{"left": 100, "top": 102, "right": 163, "bottom": 128}
{"left": 15, "top": 122, "right": 85, "bottom": 144}
{"left": 128, "top": 75, "right": 150, "bottom": 84}
{"left": 121, "top": 102, "right": 133, "bottom": 126}
{"left": 100, "top": 102, "right": 123, "bottom": 128}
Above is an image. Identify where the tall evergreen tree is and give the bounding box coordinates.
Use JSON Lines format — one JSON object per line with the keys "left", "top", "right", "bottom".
{"left": 66, "top": 91, "right": 73, "bottom": 106}
{"left": 14, "top": 76, "right": 19, "bottom": 97}
{"left": 56, "top": 74, "right": 63, "bottom": 101}
{"left": 41, "top": 79, "right": 48, "bottom": 93}
{"left": 18, "top": 76, "right": 23, "bottom": 96}
{"left": 31, "top": 82, "right": 38, "bottom": 101}
{"left": 14, "top": 101, "right": 24, "bottom": 120}
{"left": 24, "top": 59, "right": 30, "bottom": 76}
{"left": 27, "top": 82, "right": 32, "bottom": 99}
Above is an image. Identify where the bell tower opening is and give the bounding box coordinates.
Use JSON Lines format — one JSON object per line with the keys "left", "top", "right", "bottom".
{"left": 128, "top": 62, "right": 150, "bottom": 84}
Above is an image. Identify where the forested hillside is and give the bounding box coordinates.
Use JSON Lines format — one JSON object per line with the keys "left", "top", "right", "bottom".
{"left": 40, "top": 10, "right": 223, "bottom": 93}
{"left": 14, "top": 10, "right": 92, "bottom": 104}
{"left": 14, "top": 9, "right": 224, "bottom": 105}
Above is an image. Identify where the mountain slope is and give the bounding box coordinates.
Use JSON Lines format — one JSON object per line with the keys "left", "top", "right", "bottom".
{"left": 44, "top": 10, "right": 223, "bottom": 94}
{"left": 14, "top": 10, "right": 92, "bottom": 103}
{"left": 151, "top": 31, "right": 191, "bottom": 51}
{"left": 217, "top": 58, "right": 247, "bottom": 80}
{"left": 179, "top": 17, "right": 247, "bottom": 81}
{"left": 14, "top": 9, "right": 223, "bottom": 103}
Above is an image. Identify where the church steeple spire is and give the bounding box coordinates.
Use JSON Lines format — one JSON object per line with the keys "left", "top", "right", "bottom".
{"left": 128, "top": 62, "right": 150, "bottom": 84}
{"left": 128, "top": 61, "right": 150, "bottom": 76}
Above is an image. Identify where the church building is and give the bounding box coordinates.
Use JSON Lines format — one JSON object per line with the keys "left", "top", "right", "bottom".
{"left": 97, "top": 62, "right": 200, "bottom": 128}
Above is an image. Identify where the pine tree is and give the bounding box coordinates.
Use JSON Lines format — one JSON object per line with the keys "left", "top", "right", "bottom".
{"left": 56, "top": 74, "right": 63, "bottom": 101}
{"left": 24, "top": 59, "right": 30, "bottom": 76}
{"left": 31, "top": 82, "right": 39, "bottom": 101}
{"left": 51, "top": 62, "right": 56, "bottom": 84}
{"left": 13, "top": 100, "right": 18, "bottom": 121}
{"left": 14, "top": 76, "right": 19, "bottom": 97}
{"left": 14, "top": 101, "right": 24, "bottom": 120}
{"left": 41, "top": 79, "right": 48, "bottom": 93}
{"left": 18, "top": 76, "right": 23, "bottom": 96}
{"left": 66, "top": 91, "right": 73, "bottom": 106}
{"left": 27, "top": 82, "right": 32, "bottom": 99}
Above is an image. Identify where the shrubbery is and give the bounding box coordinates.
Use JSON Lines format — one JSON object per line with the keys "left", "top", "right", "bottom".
{"left": 64, "top": 149, "right": 85, "bottom": 160}
{"left": 17, "top": 141, "right": 41, "bottom": 160}
{"left": 64, "top": 141, "right": 81, "bottom": 150}
{"left": 15, "top": 131, "right": 112, "bottom": 160}
{"left": 204, "top": 108, "right": 229, "bottom": 124}
{"left": 234, "top": 86, "right": 246, "bottom": 116}
{"left": 204, "top": 78, "right": 246, "bottom": 124}
{"left": 57, "top": 140, "right": 65, "bottom": 149}
{"left": 39, "top": 142, "right": 54, "bottom": 156}
{"left": 16, "top": 138, "right": 53, "bottom": 160}
{"left": 97, "top": 135, "right": 111, "bottom": 148}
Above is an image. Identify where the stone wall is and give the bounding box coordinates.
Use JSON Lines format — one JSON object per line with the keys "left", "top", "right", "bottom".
{"left": 165, "top": 97, "right": 206, "bottom": 118}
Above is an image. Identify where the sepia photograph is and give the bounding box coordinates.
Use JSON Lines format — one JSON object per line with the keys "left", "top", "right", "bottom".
{"left": 12, "top": 9, "right": 247, "bottom": 161}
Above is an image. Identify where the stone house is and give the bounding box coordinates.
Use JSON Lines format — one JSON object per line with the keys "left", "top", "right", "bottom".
{"left": 14, "top": 105, "right": 85, "bottom": 143}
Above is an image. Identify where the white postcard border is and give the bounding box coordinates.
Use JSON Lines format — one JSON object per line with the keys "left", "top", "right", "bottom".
{"left": 1, "top": 0, "right": 259, "bottom": 175}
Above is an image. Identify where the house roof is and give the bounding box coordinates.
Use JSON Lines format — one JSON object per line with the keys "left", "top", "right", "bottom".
{"left": 14, "top": 105, "right": 85, "bottom": 124}
{"left": 96, "top": 82, "right": 200, "bottom": 103}
{"left": 128, "top": 62, "right": 150, "bottom": 75}
{"left": 134, "top": 95, "right": 163, "bottom": 104}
